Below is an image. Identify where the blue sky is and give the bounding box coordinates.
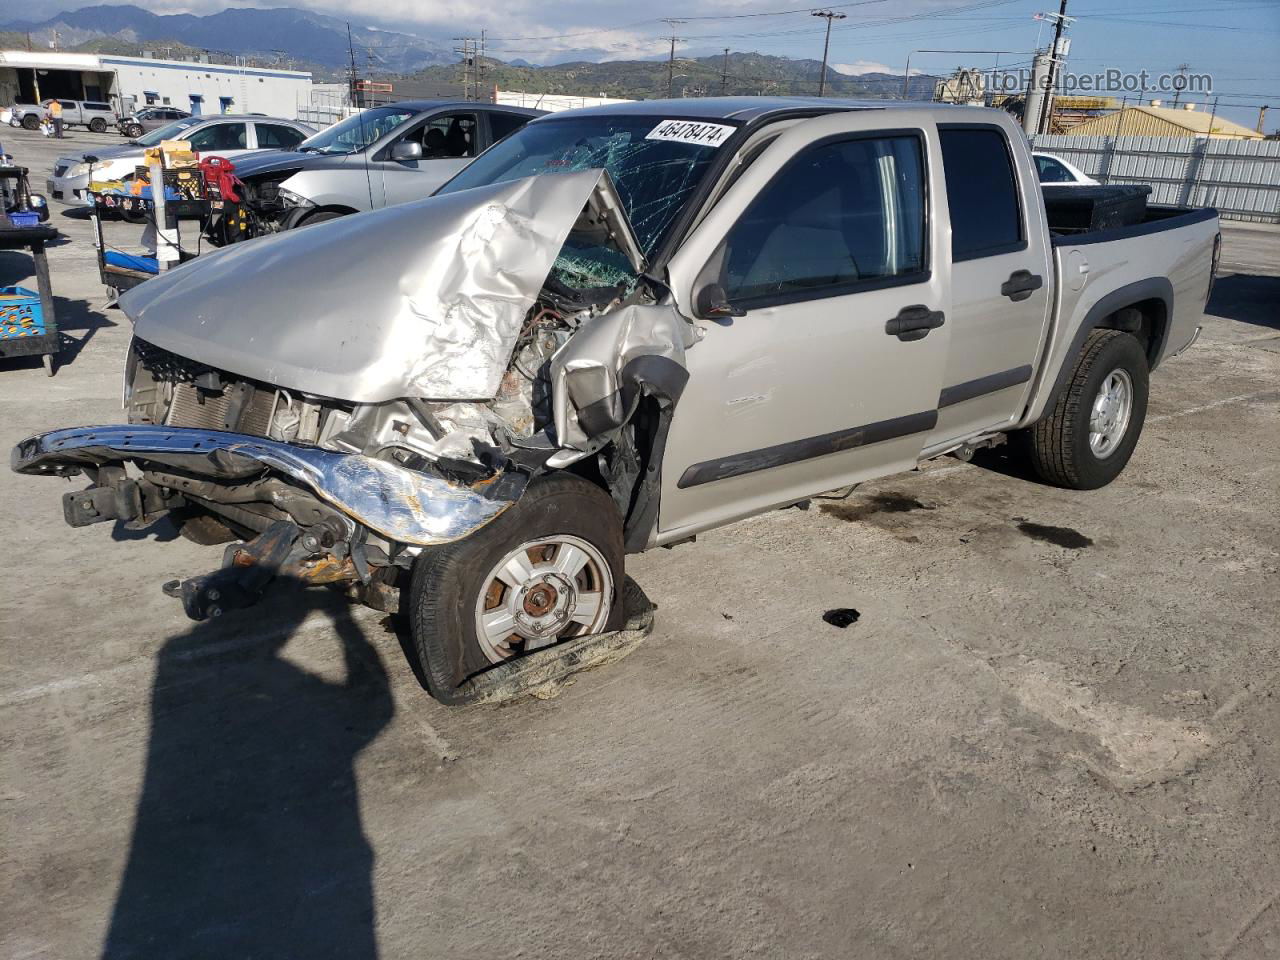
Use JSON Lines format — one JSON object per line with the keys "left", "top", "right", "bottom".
{"left": 19, "top": 1, "right": 1280, "bottom": 131}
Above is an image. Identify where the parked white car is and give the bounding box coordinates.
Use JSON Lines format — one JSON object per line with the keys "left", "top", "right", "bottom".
{"left": 1033, "top": 151, "right": 1098, "bottom": 185}
{"left": 46, "top": 114, "right": 315, "bottom": 207}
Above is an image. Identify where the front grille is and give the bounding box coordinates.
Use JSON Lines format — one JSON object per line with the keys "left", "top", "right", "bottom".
{"left": 135, "top": 339, "right": 277, "bottom": 438}
{"left": 134, "top": 338, "right": 214, "bottom": 383}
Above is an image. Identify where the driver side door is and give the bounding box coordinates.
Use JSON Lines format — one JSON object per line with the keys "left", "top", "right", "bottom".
{"left": 374, "top": 110, "right": 478, "bottom": 209}
{"left": 658, "top": 112, "right": 951, "bottom": 541}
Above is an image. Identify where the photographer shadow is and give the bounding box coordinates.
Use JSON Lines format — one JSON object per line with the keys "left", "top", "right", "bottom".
{"left": 101, "top": 582, "right": 394, "bottom": 959}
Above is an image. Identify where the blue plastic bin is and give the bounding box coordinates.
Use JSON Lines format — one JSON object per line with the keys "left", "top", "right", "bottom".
{"left": 0, "top": 285, "right": 45, "bottom": 340}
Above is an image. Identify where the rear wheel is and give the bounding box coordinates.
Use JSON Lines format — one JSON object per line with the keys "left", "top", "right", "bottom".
{"left": 408, "top": 473, "right": 625, "bottom": 701}
{"left": 22, "top": 114, "right": 39, "bottom": 131}
{"left": 90, "top": 117, "right": 107, "bottom": 133}
{"left": 1026, "top": 329, "right": 1149, "bottom": 489}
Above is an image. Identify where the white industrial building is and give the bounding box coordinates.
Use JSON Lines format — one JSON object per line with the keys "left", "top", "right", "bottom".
{"left": 0, "top": 50, "right": 311, "bottom": 120}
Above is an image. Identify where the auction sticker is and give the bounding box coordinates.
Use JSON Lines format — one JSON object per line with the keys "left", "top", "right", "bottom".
{"left": 645, "top": 120, "right": 736, "bottom": 147}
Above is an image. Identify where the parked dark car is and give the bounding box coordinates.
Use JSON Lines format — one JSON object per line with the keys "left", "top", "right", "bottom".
{"left": 118, "top": 106, "right": 192, "bottom": 139}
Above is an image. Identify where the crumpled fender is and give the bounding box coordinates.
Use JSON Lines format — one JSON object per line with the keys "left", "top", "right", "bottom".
{"left": 117, "top": 169, "right": 624, "bottom": 404}
{"left": 550, "top": 302, "right": 694, "bottom": 449}
{"left": 11, "top": 425, "right": 522, "bottom": 546}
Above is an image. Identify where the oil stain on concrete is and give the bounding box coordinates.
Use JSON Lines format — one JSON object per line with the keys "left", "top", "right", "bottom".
{"left": 1013, "top": 517, "right": 1094, "bottom": 549}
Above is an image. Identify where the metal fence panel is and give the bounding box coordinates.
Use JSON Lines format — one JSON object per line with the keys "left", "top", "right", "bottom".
{"left": 1031, "top": 134, "right": 1280, "bottom": 223}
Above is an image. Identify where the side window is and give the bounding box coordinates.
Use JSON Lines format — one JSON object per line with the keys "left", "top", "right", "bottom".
{"left": 413, "top": 112, "right": 478, "bottom": 159}
{"left": 1035, "top": 155, "right": 1075, "bottom": 183}
{"left": 488, "top": 111, "right": 531, "bottom": 143}
{"left": 256, "top": 123, "right": 305, "bottom": 148}
{"left": 186, "top": 122, "right": 247, "bottom": 152}
{"left": 712, "top": 135, "right": 927, "bottom": 305}
{"left": 939, "top": 127, "right": 1024, "bottom": 260}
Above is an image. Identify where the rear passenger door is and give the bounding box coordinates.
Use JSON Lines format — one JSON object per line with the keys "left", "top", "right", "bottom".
{"left": 660, "top": 112, "right": 951, "bottom": 539}
{"left": 926, "top": 123, "right": 1053, "bottom": 447}
{"left": 485, "top": 110, "right": 534, "bottom": 146}
{"left": 254, "top": 122, "right": 307, "bottom": 151}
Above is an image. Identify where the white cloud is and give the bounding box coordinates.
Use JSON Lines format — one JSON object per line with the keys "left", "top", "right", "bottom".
{"left": 833, "top": 60, "right": 913, "bottom": 76}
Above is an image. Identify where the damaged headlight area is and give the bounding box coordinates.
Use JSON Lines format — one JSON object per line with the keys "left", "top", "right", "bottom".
{"left": 15, "top": 169, "right": 697, "bottom": 622}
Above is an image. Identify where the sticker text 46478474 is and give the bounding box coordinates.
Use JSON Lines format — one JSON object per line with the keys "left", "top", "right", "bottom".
{"left": 645, "top": 120, "right": 737, "bottom": 148}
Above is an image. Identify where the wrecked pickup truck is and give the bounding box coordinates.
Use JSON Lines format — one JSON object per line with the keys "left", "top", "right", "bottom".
{"left": 12, "top": 99, "right": 1219, "bottom": 703}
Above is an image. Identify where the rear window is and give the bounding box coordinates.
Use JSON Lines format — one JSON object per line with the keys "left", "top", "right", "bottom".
{"left": 256, "top": 123, "right": 305, "bottom": 149}
{"left": 939, "top": 126, "right": 1024, "bottom": 261}
{"left": 488, "top": 111, "right": 531, "bottom": 143}
{"left": 85, "top": 102, "right": 112, "bottom": 112}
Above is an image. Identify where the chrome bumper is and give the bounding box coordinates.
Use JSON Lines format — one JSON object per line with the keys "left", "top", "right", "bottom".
{"left": 11, "top": 425, "right": 519, "bottom": 546}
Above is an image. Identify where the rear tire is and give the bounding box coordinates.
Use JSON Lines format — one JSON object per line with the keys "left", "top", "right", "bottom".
{"left": 1026, "top": 329, "right": 1149, "bottom": 489}
{"left": 22, "top": 114, "right": 39, "bottom": 131}
{"left": 408, "top": 473, "right": 625, "bottom": 702}
{"left": 90, "top": 117, "right": 107, "bottom": 133}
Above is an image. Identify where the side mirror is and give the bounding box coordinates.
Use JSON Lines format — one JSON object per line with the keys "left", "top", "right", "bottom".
{"left": 695, "top": 283, "right": 746, "bottom": 320}
{"left": 390, "top": 141, "right": 422, "bottom": 162}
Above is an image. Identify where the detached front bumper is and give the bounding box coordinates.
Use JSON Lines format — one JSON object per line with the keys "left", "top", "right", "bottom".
{"left": 11, "top": 424, "right": 520, "bottom": 546}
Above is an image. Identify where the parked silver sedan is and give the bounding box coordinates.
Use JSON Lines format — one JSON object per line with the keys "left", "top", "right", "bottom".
{"left": 47, "top": 114, "right": 314, "bottom": 208}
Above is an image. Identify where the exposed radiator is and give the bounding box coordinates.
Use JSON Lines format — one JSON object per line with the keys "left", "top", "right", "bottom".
{"left": 165, "top": 382, "right": 276, "bottom": 436}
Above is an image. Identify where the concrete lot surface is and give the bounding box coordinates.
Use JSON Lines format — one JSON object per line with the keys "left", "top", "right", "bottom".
{"left": 1, "top": 125, "right": 1278, "bottom": 959}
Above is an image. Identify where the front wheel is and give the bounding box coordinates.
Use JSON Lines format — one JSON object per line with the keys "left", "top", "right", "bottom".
{"left": 1025, "top": 329, "right": 1149, "bottom": 489}
{"left": 124, "top": 123, "right": 143, "bottom": 139}
{"left": 293, "top": 209, "right": 347, "bottom": 229}
{"left": 408, "top": 473, "right": 625, "bottom": 701}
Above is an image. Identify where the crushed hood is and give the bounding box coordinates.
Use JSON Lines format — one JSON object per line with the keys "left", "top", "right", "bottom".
{"left": 119, "top": 168, "right": 642, "bottom": 402}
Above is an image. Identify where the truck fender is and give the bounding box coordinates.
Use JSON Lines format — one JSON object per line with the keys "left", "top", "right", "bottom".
{"left": 1037, "top": 276, "right": 1172, "bottom": 420}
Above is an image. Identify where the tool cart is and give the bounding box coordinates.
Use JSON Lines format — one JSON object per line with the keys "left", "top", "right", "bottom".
{"left": 0, "top": 163, "right": 59, "bottom": 375}
{"left": 89, "top": 144, "right": 221, "bottom": 297}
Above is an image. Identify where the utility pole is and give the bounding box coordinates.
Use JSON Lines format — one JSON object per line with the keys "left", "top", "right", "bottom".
{"left": 346, "top": 23, "right": 359, "bottom": 110}
{"left": 454, "top": 38, "right": 478, "bottom": 100}
{"left": 1171, "top": 63, "right": 1190, "bottom": 108}
{"left": 721, "top": 48, "right": 730, "bottom": 96}
{"left": 663, "top": 20, "right": 686, "bottom": 99}
{"left": 1257, "top": 105, "right": 1270, "bottom": 135}
{"left": 812, "top": 10, "right": 847, "bottom": 97}
{"left": 1035, "top": 0, "right": 1073, "bottom": 134}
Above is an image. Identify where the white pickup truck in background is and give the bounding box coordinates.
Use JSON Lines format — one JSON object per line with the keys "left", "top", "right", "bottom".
{"left": 8, "top": 99, "right": 117, "bottom": 132}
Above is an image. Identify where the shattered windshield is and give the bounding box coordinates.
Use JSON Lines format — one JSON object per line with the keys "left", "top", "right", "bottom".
{"left": 436, "top": 115, "right": 738, "bottom": 263}
{"left": 298, "top": 107, "right": 417, "bottom": 155}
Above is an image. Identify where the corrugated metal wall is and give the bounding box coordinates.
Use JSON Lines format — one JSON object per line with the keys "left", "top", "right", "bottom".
{"left": 1031, "top": 134, "right": 1280, "bottom": 223}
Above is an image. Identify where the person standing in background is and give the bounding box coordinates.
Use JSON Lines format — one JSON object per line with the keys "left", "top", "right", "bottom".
{"left": 49, "top": 99, "right": 63, "bottom": 138}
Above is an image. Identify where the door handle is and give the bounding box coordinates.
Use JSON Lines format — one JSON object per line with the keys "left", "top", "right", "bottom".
{"left": 1001, "top": 269, "right": 1044, "bottom": 302}
{"left": 885, "top": 305, "right": 945, "bottom": 342}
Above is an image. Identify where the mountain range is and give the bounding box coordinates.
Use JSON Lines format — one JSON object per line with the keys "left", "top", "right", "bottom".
{"left": 1, "top": 4, "right": 938, "bottom": 102}
{"left": 2, "top": 4, "right": 453, "bottom": 73}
